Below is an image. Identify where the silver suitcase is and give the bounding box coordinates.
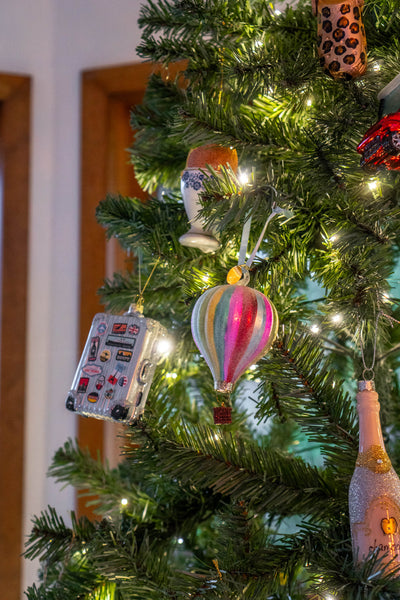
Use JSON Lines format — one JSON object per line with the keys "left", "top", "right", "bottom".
{"left": 66, "top": 309, "right": 167, "bottom": 423}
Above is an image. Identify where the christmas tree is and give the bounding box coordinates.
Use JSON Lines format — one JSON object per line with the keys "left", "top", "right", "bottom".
{"left": 24, "top": 0, "right": 400, "bottom": 598}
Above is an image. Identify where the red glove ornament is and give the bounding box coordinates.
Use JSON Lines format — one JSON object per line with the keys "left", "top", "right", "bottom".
{"left": 357, "top": 112, "right": 400, "bottom": 172}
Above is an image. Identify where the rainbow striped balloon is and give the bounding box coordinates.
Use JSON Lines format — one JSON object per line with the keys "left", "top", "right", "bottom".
{"left": 191, "top": 284, "right": 278, "bottom": 393}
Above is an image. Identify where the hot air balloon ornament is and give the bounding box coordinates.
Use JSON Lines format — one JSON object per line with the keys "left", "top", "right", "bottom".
{"left": 191, "top": 266, "right": 279, "bottom": 423}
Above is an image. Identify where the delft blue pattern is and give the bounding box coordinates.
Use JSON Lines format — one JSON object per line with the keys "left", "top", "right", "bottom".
{"left": 182, "top": 170, "right": 206, "bottom": 191}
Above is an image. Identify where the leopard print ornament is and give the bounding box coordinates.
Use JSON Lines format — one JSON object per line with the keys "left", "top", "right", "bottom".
{"left": 312, "top": 0, "right": 367, "bottom": 80}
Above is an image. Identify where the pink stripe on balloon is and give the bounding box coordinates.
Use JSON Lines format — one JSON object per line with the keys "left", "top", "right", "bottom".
{"left": 224, "top": 287, "right": 257, "bottom": 383}
{"left": 245, "top": 294, "right": 273, "bottom": 362}
{"left": 231, "top": 294, "right": 273, "bottom": 382}
{"left": 222, "top": 287, "right": 244, "bottom": 380}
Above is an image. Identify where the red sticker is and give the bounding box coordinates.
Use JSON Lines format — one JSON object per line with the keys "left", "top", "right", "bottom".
{"left": 96, "top": 375, "right": 105, "bottom": 390}
{"left": 78, "top": 377, "right": 89, "bottom": 393}
{"left": 112, "top": 323, "right": 127, "bottom": 335}
{"left": 108, "top": 374, "right": 118, "bottom": 385}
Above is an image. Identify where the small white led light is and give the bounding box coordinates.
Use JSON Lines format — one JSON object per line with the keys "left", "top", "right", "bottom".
{"left": 177, "top": 537, "right": 184, "bottom": 544}
{"left": 238, "top": 170, "right": 250, "bottom": 185}
{"left": 373, "top": 63, "right": 381, "bottom": 72}
{"left": 249, "top": 364, "right": 257, "bottom": 371}
{"left": 331, "top": 313, "right": 342, "bottom": 324}
{"left": 306, "top": 98, "right": 313, "bottom": 107}
{"left": 158, "top": 338, "right": 173, "bottom": 356}
{"left": 274, "top": 8, "right": 282, "bottom": 15}
{"left": 121, "top": 498, "right": 128, "bottom": 506}
{"left": 368, "top": 180, "right": 378, "bottom": 191}
{"left": 329, "top": 234, "right": 337, "bottom": 243}
{"left": 310, "top": 324, "right": 320, "bottom": 334}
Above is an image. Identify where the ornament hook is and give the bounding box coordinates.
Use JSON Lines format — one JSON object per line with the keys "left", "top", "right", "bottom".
{"left": 131, "top": 255, "right": 160, "bottom": 313}
{"left": 228, "top": 194, "right": 284, "bottom": 287}
{"left": 362, "top": 367, "right": 375, "bottom": 381}
{"left": 358, "top": 311, "right": 380, "bottom": 382}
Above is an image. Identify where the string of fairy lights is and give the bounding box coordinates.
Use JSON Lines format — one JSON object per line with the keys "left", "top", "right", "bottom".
{"left": 116, "top": 122, "right": 392, "bottom": 600}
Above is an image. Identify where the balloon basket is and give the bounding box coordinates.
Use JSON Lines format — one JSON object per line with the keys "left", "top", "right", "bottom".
{"left": 213, "top": 405, "right": 232, "bottom": 424}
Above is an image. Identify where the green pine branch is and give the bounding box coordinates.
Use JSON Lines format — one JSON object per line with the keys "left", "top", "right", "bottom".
{"left": 48, "top": 439, "right": 157, "bottom": 517}
{"left": 125, "top": 418, "right": 340, "bottom": 520}
{"left": 24, "top": 506, "right": 95, "bottom": 564}
{"left": 255, "top": 327, "right": 358, "bottom": 475}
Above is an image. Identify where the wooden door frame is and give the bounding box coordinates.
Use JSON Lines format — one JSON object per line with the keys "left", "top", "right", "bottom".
{"left": 79, "top": 61, "right": 185, "bottom": 516}
{"left": 79, "top": 61, "right": 164, "bottom": 516}
{"left": 0, "top": 73, "right": 31, "bottom": 600}
{"left": 80, "top": 62, "right": 157, "bottom": 355}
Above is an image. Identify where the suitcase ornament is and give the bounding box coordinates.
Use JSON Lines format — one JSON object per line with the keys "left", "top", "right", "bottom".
{"left": 66, "top": 307, "right": 167, "bottom": 423}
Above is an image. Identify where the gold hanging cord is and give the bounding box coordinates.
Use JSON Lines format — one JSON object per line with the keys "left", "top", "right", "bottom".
{"left": 135, "top": 253, "right": 161, "bottom": 313}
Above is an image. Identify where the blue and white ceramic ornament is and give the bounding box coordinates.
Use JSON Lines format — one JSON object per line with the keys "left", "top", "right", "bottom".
{"left": 179, "top": 144, "right": 238, "bottom": 253}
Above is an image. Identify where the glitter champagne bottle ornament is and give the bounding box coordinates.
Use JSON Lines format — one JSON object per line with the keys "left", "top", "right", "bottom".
{"left": 349, "top": 379, "right": 400, "bottom": 572}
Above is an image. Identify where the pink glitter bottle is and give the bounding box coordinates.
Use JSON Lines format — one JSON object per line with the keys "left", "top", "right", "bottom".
{"left": 349, "top": 380, "right": 400, "bottom": 571}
